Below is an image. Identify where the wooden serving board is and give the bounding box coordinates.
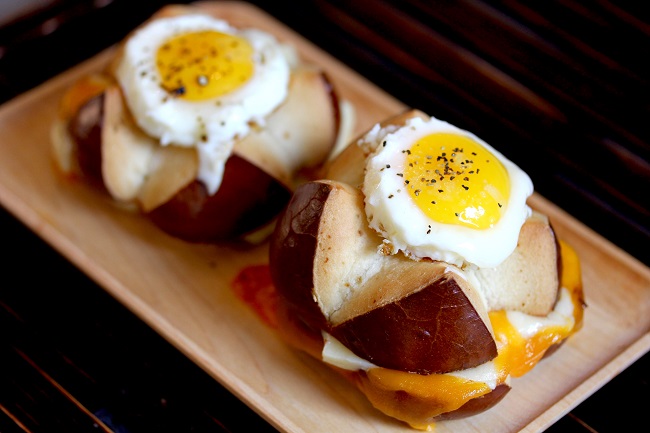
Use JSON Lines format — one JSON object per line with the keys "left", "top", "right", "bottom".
{"left": 0, "top": 2, "right": 648, "bottom": 432}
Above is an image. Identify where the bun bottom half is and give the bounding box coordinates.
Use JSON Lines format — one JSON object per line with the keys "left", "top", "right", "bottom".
{"left": 273, "top": 298, "right": 511, "bottom": 429}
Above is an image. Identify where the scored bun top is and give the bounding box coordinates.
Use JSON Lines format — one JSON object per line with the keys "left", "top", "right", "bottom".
{"left": 52, "top": 4, "right": 344, "bottom": 243}
{"left": 270, "top": 177, "right": 559, "bottom": 374}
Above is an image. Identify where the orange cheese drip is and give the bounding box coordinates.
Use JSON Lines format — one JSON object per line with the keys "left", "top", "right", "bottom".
{"left": 491, "top": 240, "right": 584, "bottom": 378}
{"left": 356, "top": 368, "right": 491, "bottom": 430}
{"left": 559, "top": 240, "right": 585, "bottom": 329}
{"left": 59, "top": 74, "right": 112, "bottom": 120}
{"left": 489, "top": 311, "right": 568, "bottom": 378}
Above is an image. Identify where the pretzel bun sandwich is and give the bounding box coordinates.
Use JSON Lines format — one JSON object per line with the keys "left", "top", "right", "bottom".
{"left": 268, "top": 109, "right": 584, "bottom": 429}
{"left": 51, "top": 4, "right": 345, "bottom": 242}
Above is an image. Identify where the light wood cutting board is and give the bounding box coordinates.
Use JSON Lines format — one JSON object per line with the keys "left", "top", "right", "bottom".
{"left": 0, "top": 2, "right": 648, "bottom": 432}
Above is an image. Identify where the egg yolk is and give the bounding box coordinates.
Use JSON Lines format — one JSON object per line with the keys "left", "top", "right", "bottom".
{"left": 156, "top": 30, "right": 254, "bottom": 101}
{"left": 403, "top": 133, "right": 510, "bottom": 229}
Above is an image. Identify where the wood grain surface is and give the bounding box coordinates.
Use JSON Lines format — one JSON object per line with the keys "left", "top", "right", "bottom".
{"left": 1, "top": 2, "right": 648, "bottom": 433}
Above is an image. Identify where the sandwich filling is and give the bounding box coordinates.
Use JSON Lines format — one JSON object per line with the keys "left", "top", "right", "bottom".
{"left": 321, "top": 240, "right": 583, "bottom": 429}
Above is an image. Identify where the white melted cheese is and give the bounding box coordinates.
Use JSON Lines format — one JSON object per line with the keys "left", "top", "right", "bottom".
{"left": 505, "top": 285, "right": 575, "bottom": 338}
{"left": 322, "top": 333, "right": 376, "bottom": 371}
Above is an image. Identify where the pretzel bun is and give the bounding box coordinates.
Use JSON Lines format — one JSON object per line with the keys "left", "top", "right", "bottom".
{"left": 51, "top": 4, "right": 344, "bottom": 243}
{"left": 268, "top": 110, "right": 584, "bottom": 429}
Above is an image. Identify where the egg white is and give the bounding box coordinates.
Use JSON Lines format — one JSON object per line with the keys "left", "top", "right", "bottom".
{"left": 114, "top": 14, "right": 292, "bottom": 194}
{"left": 361, "top": 116, "right": 533, "bottom": 268}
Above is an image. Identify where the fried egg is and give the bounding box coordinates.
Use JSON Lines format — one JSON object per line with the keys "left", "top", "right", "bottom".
{"left": 114, "top": 13, "right": 292, "bottom": 194}
{"left": 361, "top": 116, "right": 533, "bottom": 268}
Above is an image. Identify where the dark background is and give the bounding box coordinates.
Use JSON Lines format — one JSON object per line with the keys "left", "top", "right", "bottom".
{"left": 1, "top": 1, "right": 648, "bottom": 432}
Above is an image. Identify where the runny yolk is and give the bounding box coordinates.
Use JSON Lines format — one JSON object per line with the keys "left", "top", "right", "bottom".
{"left": 156, "top": 30, "right": 254, "bottom": 101}
{"left": 403, "top": 133, "right": 510, "bottom": 229}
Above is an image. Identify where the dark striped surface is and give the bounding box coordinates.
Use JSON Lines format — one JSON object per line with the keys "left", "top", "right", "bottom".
{"left": 1, "top": 1, "right": 648, "bottom": 432}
